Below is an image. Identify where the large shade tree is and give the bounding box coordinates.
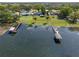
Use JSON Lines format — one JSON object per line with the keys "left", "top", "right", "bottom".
{"left": 59, "top": 5, "right": 73, "bottom": 19}
{"left": 32, "top": 4, "right": 46, "bottom": 15}
{"left": 19, "top": 4, "right": 32, "bottom": 11}
{"left": 0, "top": 4, "right": 20, "bottom": 24}
{"left": 69, "top": 10, "right": 79, "bottom": 23}
{"left": 40, "top": 4, "right": 46, "bottom": 15}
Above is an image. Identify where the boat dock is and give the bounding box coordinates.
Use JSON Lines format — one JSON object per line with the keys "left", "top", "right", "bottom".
{"left": 15, "top": 23, "right": 22, "bottom": 31}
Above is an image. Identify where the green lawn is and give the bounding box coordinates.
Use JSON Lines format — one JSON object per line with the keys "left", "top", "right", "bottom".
{"left": 19, "top": 16, "right": 79, "bottom": 27}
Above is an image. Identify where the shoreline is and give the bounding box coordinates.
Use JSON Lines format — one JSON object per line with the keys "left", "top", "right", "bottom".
{"left": 0, "top": 23, "right": 79, "bottom": 36}
{"left": 27, "top": 24, "right": 79, "bottom": 28}
{"left": 0, "top": 27, "right": 8, "bottom": 36}
{"left": 0, "top": 24, "right": 11, "bottom": 36}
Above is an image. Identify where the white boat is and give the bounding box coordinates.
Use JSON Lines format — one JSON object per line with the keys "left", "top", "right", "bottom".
{"left": 9, "top": 27, "right": 16, "bottom": 34}
{"left": 9, "top": 27, "right": 15, "bottom": 31}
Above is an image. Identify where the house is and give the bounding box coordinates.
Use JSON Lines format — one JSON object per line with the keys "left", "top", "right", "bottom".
{"left": 50, "top": 10, "right": 60, "bottom": 15}
{"left": 20, "top": 9, "right": 34, "bottom": 16}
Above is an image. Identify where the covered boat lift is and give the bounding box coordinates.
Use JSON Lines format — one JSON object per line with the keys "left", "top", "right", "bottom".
{"left": 52, "top": 26, "right": 62, "bottom": 43}
{"left": 9, "top": 23, "right": 22, "bottom": 34}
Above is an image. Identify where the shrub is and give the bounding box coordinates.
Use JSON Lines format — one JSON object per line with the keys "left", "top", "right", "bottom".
{"left": 28, "top": 24, "right": 32, "bottom": 27}
{"left": 43, "top": 23, "right": 47, "bottom": 25}
{"left": 46, "top": 16, "right": 49, "bottom": 19}
{"left": 33, "top": 17, "right": 37, "bottom": 20}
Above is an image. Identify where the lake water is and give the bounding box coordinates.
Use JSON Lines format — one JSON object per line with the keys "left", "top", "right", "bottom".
{"left": 0, "top": 24, "right": 79, "bottom": 57}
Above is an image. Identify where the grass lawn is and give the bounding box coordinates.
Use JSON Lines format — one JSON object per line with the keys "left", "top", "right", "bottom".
{"left": 19, "top": 16, "right": 79, "bottom": 27}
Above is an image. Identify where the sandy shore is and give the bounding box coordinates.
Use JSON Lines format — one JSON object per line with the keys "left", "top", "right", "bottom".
{"left": 0, "top": 26, "right": 9, "bottom": 36}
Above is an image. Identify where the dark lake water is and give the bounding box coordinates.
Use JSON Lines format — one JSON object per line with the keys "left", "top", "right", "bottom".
{"left": 0, "top": 24, "right": 79, "bottom": 57}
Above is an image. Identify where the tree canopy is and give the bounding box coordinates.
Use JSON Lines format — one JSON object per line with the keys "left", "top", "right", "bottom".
{"left": 0, "top": 4, "right": 20, "bottom": 24}
{"left": 59, "top": 5, "right": 73, "bottom": 19}
{"left": 69, "top": 10, "right": 79, "bottom": 23}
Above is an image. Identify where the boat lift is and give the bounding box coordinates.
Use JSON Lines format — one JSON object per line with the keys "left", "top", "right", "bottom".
{"left": 8, "top": 23, "right": 22, "bottom": 34}
{"left": 52, "top": 26, "right": 62, "bottom": 43}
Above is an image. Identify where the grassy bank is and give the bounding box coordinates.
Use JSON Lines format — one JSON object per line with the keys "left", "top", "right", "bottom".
{"left": 19, "top": 16, "right": 79, "bottom": 27}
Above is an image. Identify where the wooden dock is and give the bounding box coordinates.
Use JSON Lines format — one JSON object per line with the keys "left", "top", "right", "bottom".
{"left": 15, "top": 23, "right": 22, "bottom": 31}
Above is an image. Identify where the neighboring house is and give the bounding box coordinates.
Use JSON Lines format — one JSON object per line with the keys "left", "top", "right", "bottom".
{"left": 20, "top": 12, "right": 28, "bottom": 16}
{"left": 20, "top": 9, "right": 34, "bottom": 16}
{"left": 50, "top": 10, "right": 60, "bottom": 15}
{"left": 67, "top": 16, "right": 79, "bottom": 22}
{"left": 76, "top": 19, "right": 79, "bottom": 22}
{"left": 21, "top": 12, "right": 34, "bottom": 16}
{"left": 15, "top": 12, "right": 20, "bottom": 16}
